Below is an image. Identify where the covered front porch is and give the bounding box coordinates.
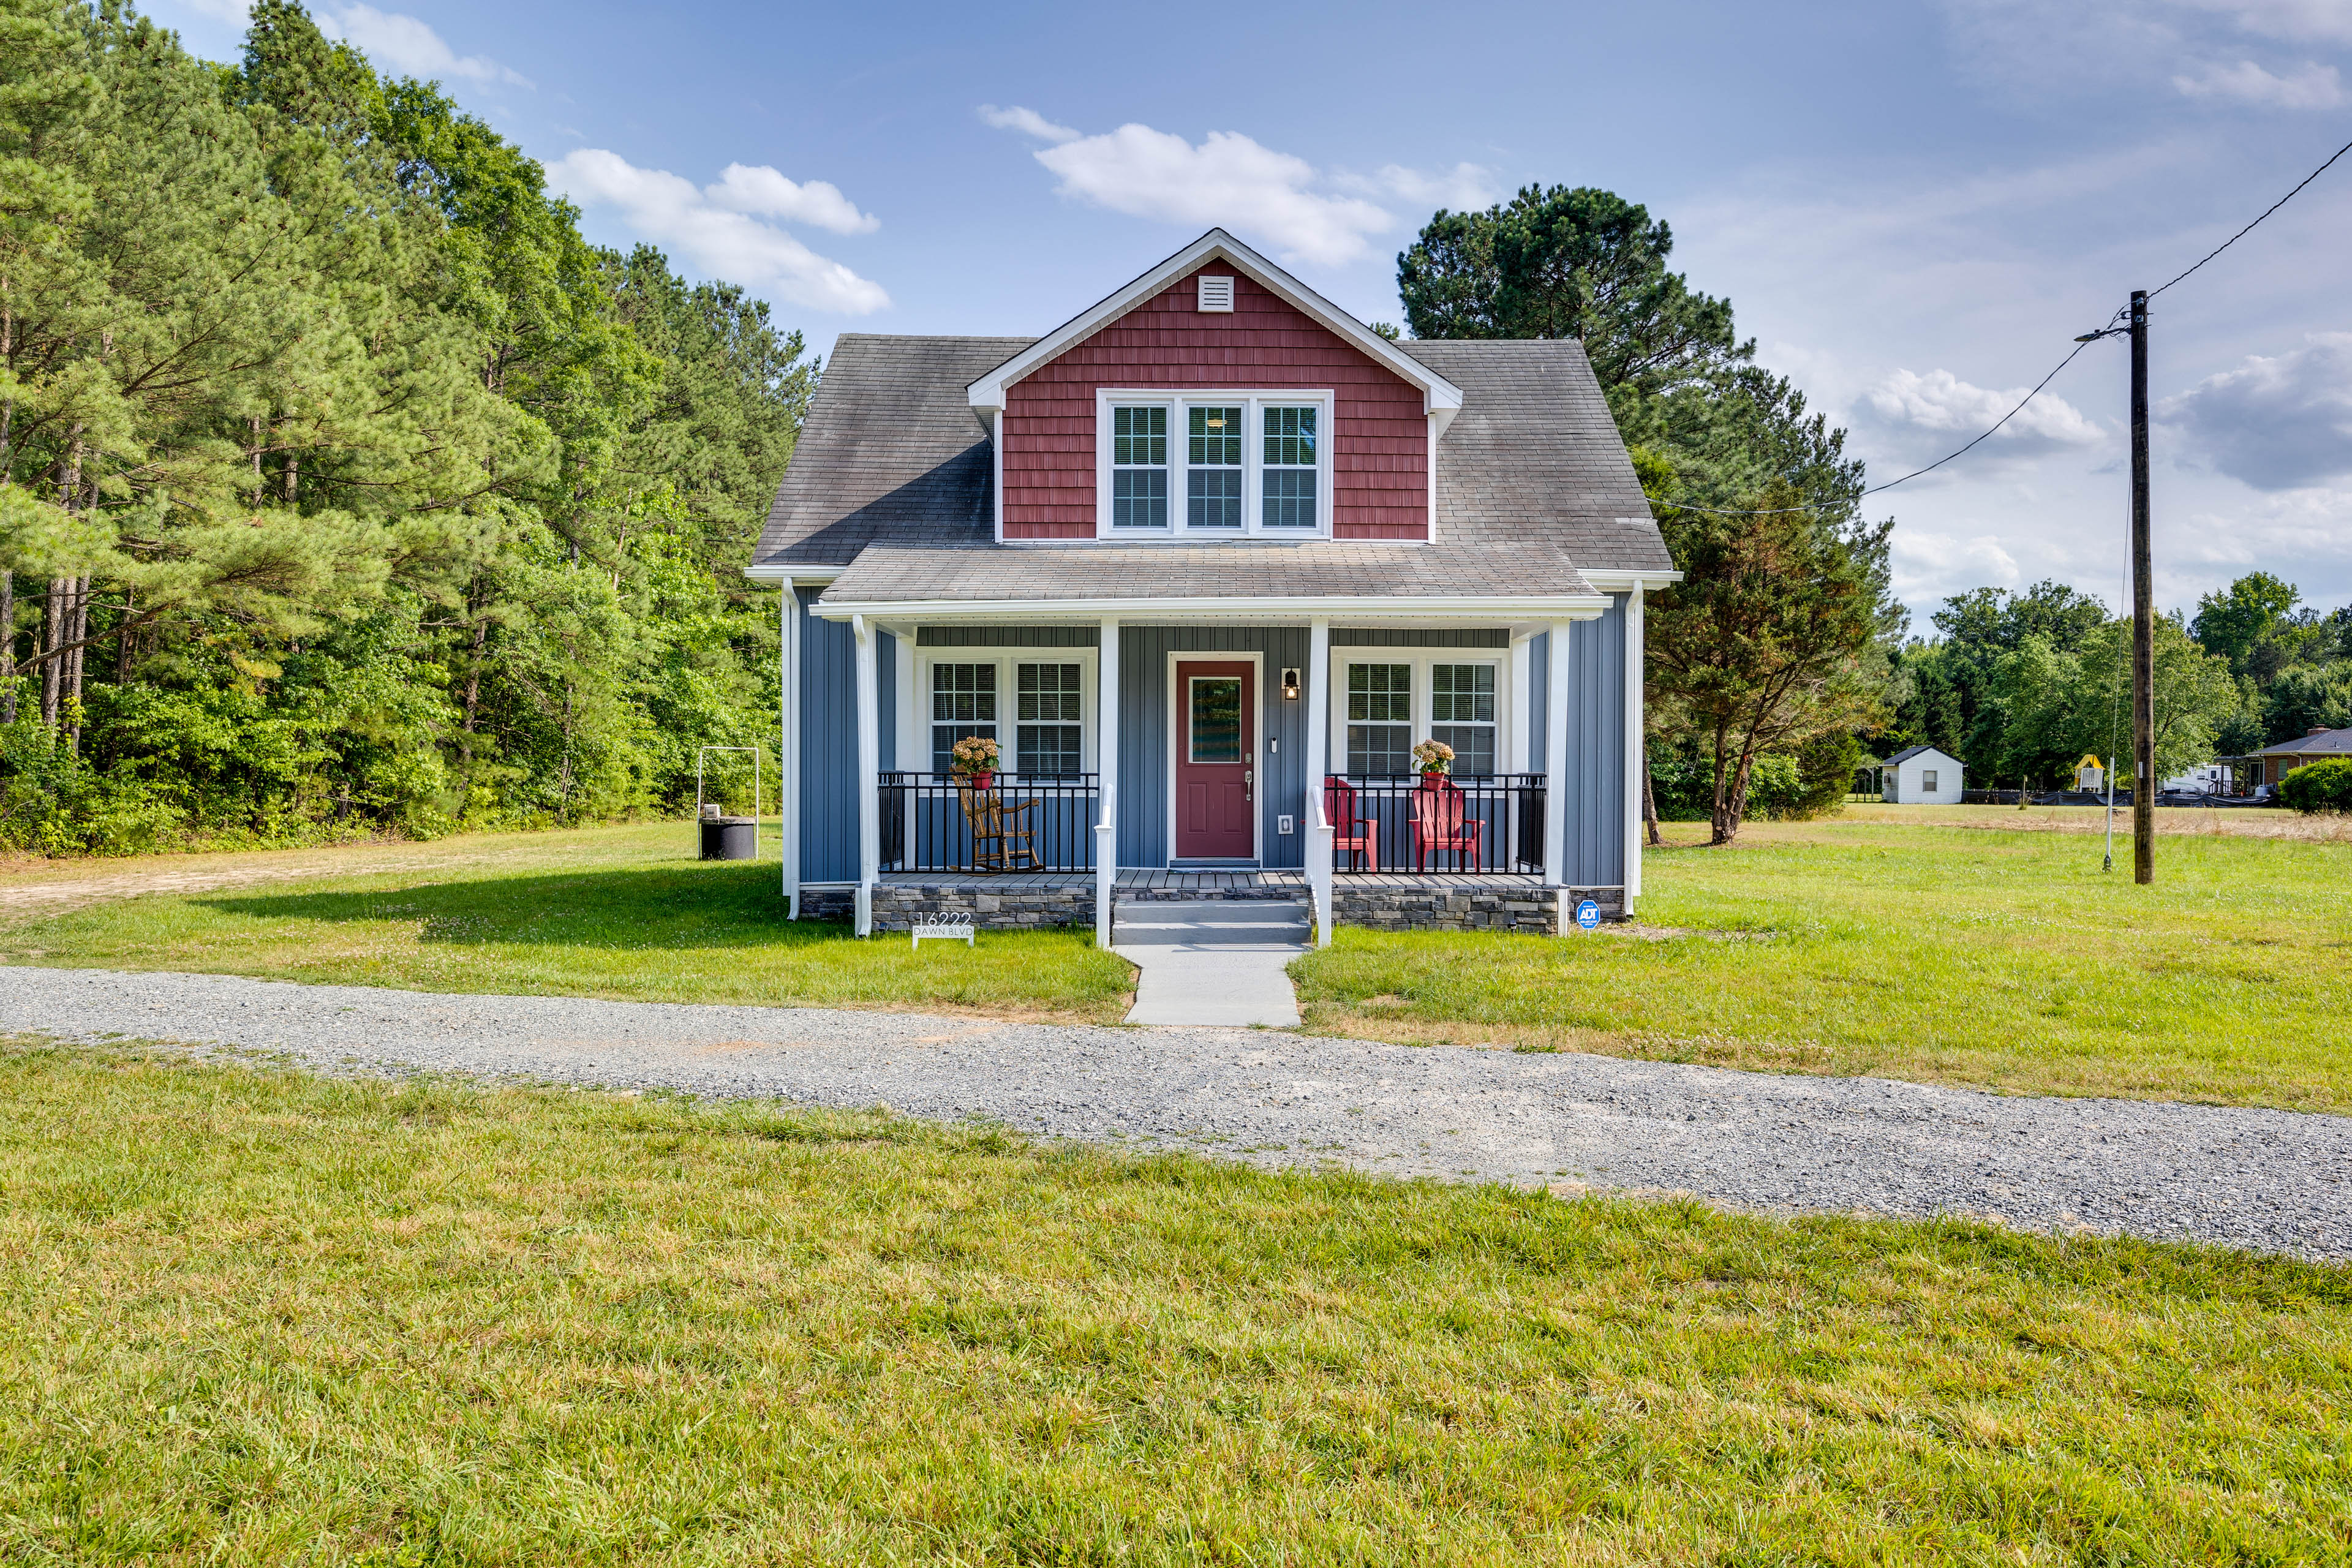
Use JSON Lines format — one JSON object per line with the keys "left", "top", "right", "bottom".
{"left": 782, "top": 597, "right": 1645, "bottom": 943}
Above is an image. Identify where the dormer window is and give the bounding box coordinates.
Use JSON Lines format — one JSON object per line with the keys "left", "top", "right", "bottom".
{"left": 1095, "top": 389, "right": 1332, "bottom": 539}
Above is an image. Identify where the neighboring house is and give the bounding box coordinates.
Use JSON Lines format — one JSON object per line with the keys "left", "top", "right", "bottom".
{"left": 744, "top": 230, "right": 1679, "bottom": 943}
{"left": 1882, "top": 745, "right": 1962, "bottom": 804}
{"left": 2251, "top": 726, "right": 2352, "bottom": 790}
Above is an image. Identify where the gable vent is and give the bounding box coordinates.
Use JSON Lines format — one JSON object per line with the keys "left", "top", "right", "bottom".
{"left": 1196, "top": 274, "right": 1235, "bottom": 312}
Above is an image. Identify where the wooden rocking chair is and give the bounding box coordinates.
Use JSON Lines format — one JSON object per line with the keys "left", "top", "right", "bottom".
{"left": 957, "top": 783, "right": 1039, "bottom": 873}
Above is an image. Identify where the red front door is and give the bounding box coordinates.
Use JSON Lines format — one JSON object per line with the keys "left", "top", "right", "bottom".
{"left": 1175, "top": 661, "right": 1255, "bottom": 860}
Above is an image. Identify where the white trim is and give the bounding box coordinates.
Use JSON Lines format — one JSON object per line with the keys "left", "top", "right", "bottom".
{"left": 913, "top": 646, "right": 1101, "bottom": 777}
{"left": 1093, "top": 389, "right": 1335, "bottom": 540}
{"left": 893, "top": 628, "right": 917, "bottom": 775}
{"left": 1507, "top": 630, "right": 1535, "bottom": 774}
{"left": 1305, "top": 617, "right": 1332, "bottom": 948}
{"left": 1580, "top": 569, "right": 1684, "bottom": 592}
{"left": 1095, "top": 617, "right": 1120, "bottom": 945}
{"left": 1164, "top": 649, "right": 1265, "bottom": 863}
{"left": 852, "top": 614, "right": 879, "bottom": 938}
{"left": 991, "top": 408, "right": 1005, "bottom": 544}
{"left": 813, "top": 593, "right": 1610, "bottom": 623}
{"left": 1623, "top": 587, "right": 1645, "bottom": 902}
{"left": 1196, "top": 273, "right": 1235, "bottom": 312}
{"left": 1543, "top": 622, "right": 1572, "bottom": 910}
{"left": 780, "top": 587, "right": 801, "bottom": 919}
{"left": 742, "top": 565, "right": 840, "bottom": 585}
{"left": 1324, "top": 646, "right": 1514, "bottom": 780}
{"left": 967, "top": 230, "right": 1464, "bottom": 422}
{"left": 1425, "top": 412, "right": 1441, "bottom": 546}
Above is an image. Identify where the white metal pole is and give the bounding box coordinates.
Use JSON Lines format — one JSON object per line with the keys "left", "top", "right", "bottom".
{"left": 1095, "top": 616, "right": 1120, "bottom": 948}
{"left": 1544, "top": 620, "right": 1572, "bottom": 933}
{"left": 853, "top": 613, "right": 878, "bottom": 937}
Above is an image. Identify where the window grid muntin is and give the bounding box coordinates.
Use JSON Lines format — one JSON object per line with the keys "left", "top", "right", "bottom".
{"left": 1261, "top": 405, "right": 1318, "bottom": 529}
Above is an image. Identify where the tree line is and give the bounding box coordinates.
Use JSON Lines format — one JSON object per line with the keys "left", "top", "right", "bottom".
{"left": 1, "top": 0, "right": 807, "bottom": 853}
{"left": 1883, "top": 573, "right": 2349, "bottom": 791}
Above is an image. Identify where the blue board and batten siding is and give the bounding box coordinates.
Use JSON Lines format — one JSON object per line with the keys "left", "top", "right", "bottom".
{"left": 1115, "top": 625, "right": 1311, "bottom": 870}
{"left": 794, "top": 599, "right": 1629, "bottom": 886}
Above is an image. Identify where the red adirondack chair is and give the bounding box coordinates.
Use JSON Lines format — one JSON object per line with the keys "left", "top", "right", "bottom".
{"left": 1322, "top": 775, "right": 1378, "bottom": 872}
{"left": 1412, "top": 779, "right": 1483, "bottom": 872}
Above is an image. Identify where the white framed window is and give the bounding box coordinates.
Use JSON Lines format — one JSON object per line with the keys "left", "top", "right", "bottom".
{"left": 1922, "top": 769, "right": 1939, "bottom": 793}
{"left": 1330, "top": 651, "right": 1512, "bottom": 777}
{"left": 918, "top": 651, "right": 1098, "bottom": 777}
{"left": 1109, "top": 405, "right": 1168, "bottom": 530}
{"left": 1095, "top": 388, "right": 1333, "bottom": 539}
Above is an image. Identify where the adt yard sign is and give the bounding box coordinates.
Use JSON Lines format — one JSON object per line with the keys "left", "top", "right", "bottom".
{"left": 1574, "top": 899, "right": 1601, "bottom": 932}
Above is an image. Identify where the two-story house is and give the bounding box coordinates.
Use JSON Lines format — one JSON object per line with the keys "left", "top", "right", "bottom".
{"left": 745, "top": 230, "right": 1679, "bottom": 944}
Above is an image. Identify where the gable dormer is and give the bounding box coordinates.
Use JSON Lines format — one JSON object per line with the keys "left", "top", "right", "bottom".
{"left": 968, "top": 231, "right": 1463, "bottom": 545}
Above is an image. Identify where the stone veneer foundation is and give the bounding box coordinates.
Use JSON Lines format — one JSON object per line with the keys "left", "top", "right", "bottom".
{"left": 796, "top": 881, "right": 1624, "bottom": 935}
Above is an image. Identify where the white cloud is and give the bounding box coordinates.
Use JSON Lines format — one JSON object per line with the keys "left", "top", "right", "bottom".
{"left": 706, "top": 163, "right": 878, "bottom": 235}
{"left": 2174, "top": 0, "right": 2352, "bottom": 45}
{"left": 1864, "top": 368, "right": 2107, "bottom": 459}
{"left": 981, "top": 108, "right": 1487, "bottom": 268}
{"left": 1891, "top": 529, "right": 2024, "bottom": 597}
{"left": 547, "top": 149, "right": 889, "bottom": 315}
{"left": 2172, "top": 57, "right": 2345, "bottom": 104}
{"left": 1336, "top": 162, "right": 1503, "bottom": 212}
{"left": 2160, "top": 333, "right": 2352, "bottom": 489}
{"left": 977, "top": 104, "right": 1078, "bottom": 144}
{"left": 320, "top": 4, "right": 530, "bottom": 89}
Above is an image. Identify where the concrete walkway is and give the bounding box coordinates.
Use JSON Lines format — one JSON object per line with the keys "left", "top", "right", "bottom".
{"left": 1113, "top": 898, "right": 1308, "bottom": 1026}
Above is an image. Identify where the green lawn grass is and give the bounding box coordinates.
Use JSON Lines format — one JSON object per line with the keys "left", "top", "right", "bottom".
{"left": 4, "top": 1041, "right": 2346, "bottom": 1566}
{"left": 1293, "top": 813, "right": 2352, "bottom": 1112}
{"left": 0, "top": 823, "right": 1134, "bottom": 1023}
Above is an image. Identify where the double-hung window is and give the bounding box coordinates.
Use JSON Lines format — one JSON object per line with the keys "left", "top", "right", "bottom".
{"left": 1346, "top": 663, "right": 1413, "bottom": 775}
{"left": 1016, "top": 663, "right": 1085, "bottom": 776}
{"left": 930, "top": 663, "right": 997, "bottom": 775}
{"left": 1110, "top": 405, "right": 1168, "bottom": 529}
{"left": 1261, "top": 405, "right": 1317, "bottom": 529}
{"left": 1187, "top": 406, "right": 1243, "bottom": 529}
{"left": 1098, "top": 391, "right": 1331, "bottom": 537}
{"left": 1430, "top": 664, "right": 1496, "bottom": 776}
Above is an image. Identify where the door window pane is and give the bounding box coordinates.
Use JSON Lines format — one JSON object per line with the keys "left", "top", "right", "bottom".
{"left": 1016, "top": 663, "right": 1084, "bottom": 775}
{"left": 930, "top": 663, "right": 997, "bottom": 775}
{"left": 1262, "top": 405, "right": 1317, "bottom": 528}
{"left": 1111, "top": 405, "right": 1168, "bottom": 528}
{"left": 1188, "top": 677, "right": 1242, "bottom": 763}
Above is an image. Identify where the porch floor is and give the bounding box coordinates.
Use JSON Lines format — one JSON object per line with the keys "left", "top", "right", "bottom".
{"left": 877, "top": 869, "right": 1546, "bottom": 892}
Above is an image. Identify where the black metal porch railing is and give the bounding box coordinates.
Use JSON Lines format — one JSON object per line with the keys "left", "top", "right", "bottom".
{"left": 878, "top": 772, "right": 1099, "bottom": 873}
{"left": 1321, "top": 774, "right": 1546, "bottom": 875}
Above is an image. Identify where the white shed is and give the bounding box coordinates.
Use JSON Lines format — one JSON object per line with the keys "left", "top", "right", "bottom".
{"left": 1882, "top": 745, "right": 1963, "bottom": 804}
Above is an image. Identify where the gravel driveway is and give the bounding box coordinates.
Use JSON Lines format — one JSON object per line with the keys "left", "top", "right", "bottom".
{"left": 7, "top": 965, "right": 2348, "bottom": 1261}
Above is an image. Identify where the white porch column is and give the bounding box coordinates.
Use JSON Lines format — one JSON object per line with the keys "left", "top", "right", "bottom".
{"left": 1305, "top": 616, "right": 1333, "bottom": 948}
{"left": 780, "top": 586, "right": 801, "bottom": 920}
{"left": 852, "top": 613, "right": 879, "bottom": 938}
{"left": 1544, "top": 620, "right": 1572, "bottom": 933}
{"left": 1623, "top": 587, "right": 1646, "bottom": 903}
{"left": 1095, "top": 616, "right": 1120, "bottom": 947}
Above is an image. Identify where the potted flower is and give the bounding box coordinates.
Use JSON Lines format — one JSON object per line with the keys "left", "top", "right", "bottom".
{"left": 1411, "top": 739, "right": 1455, "bottom": 788}
{"left": 949, "top": 734, "right": 1001, "bottom": 790}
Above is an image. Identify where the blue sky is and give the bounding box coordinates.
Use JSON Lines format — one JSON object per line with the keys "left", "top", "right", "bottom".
{"left": 151, "top": 0, "right": 2352, "bottom": 630}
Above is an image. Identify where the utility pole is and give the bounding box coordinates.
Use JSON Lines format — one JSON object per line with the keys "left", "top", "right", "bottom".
{"left": 2128, "top": 290, "right": 2155, "bottom": 885}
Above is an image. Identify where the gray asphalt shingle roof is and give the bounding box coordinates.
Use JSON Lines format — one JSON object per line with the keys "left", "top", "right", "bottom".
{"left": 750, "top": 333, "right": 1671, "bottom": 604}
{"left": 2259, "top": 728, "right": 2352, "bottom": 756}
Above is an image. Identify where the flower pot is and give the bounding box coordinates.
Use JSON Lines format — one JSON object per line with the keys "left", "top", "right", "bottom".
{"left": 962, "top": 769, "right": 995, "bottom": 790}
{"left": 1419, "top": 772, "right": 1449, "bottom": 790}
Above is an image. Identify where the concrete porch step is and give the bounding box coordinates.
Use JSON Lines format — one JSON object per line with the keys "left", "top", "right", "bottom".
{"left": 1112, "top": 898, "right": 1311, "bottom": 948}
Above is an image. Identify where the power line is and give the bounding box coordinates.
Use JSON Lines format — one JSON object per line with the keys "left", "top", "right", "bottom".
{"left": 1658, "top": 132, "right": 2352, "bottom": 521}
{"left": 2149, "top": 131, "right": 2352, "bottom": 300}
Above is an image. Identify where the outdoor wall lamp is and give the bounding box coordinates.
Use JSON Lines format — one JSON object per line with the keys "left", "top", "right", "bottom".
{"left": 1281, "top": 668, "right": 1300, "bottom": 700}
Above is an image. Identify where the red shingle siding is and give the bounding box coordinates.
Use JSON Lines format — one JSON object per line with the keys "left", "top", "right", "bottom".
{"left": 1001, "top": 270, "right": 1428, "bottom": 540}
